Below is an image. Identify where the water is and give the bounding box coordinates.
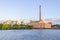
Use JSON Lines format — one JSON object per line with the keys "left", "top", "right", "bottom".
{"left": 0, "top": 29, "right": 60, "bottom": 40}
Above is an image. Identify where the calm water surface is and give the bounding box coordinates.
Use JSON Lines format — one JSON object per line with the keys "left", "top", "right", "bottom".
{"left": 0, "top": 29, "right": 60, "bottom": 40}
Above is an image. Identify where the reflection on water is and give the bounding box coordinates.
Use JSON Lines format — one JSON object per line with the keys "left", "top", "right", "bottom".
{"left": 0, "top": 29, "right": 60, "bottom": 40}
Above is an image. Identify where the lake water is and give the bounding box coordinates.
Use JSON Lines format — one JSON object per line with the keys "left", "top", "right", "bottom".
{"left": 0, "top": 29, "right": 60, "bottom": 40}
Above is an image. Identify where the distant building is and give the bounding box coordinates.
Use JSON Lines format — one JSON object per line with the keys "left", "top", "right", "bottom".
{"left": 29, "top": 5, "right": 51, "bottom": 29}
{"left": 0, "top": 21, "right": 2, "bottom": 24}
{"left": 3, "top": 20, "right": 19, "bottom": 25}
{"left": 6, "top": 20, "right": 12, "bottom": 24}
{"left": 21, "top": 21, "right": 27, "bottom": 25}
{"left": 15, "top": 20, "right": 19, "bottom": 24}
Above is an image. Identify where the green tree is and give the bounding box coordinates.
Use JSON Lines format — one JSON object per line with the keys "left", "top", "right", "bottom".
{"left": 12, "top": 24, "right": 20, "bottom": 29}
{"left": 2, "top": 24, "right": 11, "bottom": 30}
{"left": 0, "top": 24, "right": 3, "bottom": 30}
{"left": 20, "top": 24, "right": 33, "bottom": 29}
{"left": 52, "top": 24, "right": 60, "bottom": 29}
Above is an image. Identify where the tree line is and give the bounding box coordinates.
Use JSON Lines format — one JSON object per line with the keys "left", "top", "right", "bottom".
{"left": 52, "top": 24, "right": 60, "bottom": 29}
{"left": 0, "top": 24, "right": 33, "bottom": 30}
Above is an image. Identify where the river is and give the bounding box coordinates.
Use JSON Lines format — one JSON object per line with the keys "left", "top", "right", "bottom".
{"left": 0, "top": 29, "right": 60, "bottom": 40}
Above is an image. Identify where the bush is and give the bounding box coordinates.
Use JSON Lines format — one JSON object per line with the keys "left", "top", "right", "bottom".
{"left": 12, "top": 24, "right": 20, "bottom": 29}
{"left": 0, "top": 24, "right": 3, "bottom": 30}
{"left": 2, "top": 24, "right": 11, "bottom": 30}
{"left": 20, "top": 24, "right": 33, "bottom": 29}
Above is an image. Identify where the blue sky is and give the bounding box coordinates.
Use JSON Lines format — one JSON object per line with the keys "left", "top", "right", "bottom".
{"left": 0, "top": 0, "right": 60, "bottom": 21}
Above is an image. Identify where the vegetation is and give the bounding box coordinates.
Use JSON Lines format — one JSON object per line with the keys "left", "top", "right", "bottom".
{"left": 1, "top": 23, "right": 60, "bottom": 30}
{"left": 0, "top": 24, "right": 3, "bottom": 30}
{"left": 0, "top": 24, "right": 33, "bottom": 30}
{"left": 52, "top": 24, "right": 60, "bottom": 29}
{"left": 2, "top": 24, "right": 11, "bottom": 30}
{"left": 20, "top": 24, "right": 33, "bottom": 29}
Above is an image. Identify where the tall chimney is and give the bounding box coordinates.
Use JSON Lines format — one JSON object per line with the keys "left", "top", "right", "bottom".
{"left": 39, "top": 5, "right": 42, "bottom": 21}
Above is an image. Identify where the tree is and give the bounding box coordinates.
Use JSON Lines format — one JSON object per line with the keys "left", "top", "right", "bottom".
{"left": 52, "top": 24, "right": 60, "bottom": 29}
{"left": 12, "top": 24, "right": 20, "bottom": 29}
{"left": 2, "top": 24, "right": 11, "bottom": 30}
{"left": 0, "top": 24, "right": 3, "bottom": 30}
{"left": 20, "top": 24, "right": 33, "bottom": 29}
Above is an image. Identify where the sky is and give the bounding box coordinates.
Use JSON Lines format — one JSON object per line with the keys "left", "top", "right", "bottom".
{"left": 0, "top": 0, "right": 60, "bottom": 21}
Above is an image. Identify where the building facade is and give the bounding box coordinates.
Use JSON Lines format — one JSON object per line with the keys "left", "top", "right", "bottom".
{"left": 29, "top": 5, "right": 51, "bottom": 29}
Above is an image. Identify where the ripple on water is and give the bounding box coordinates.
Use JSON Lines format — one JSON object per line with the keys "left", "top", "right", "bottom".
{"left": 0, "top": 30, "right": 60, "bottom": 40}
